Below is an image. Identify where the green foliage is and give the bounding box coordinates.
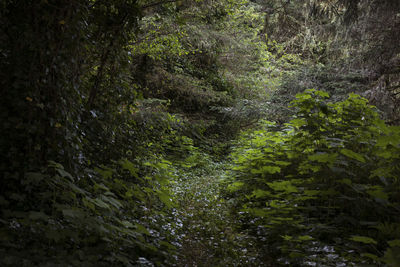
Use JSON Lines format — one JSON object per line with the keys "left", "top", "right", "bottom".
{"left": 0, "top": 154, "right": 179, "bottom": 265}
{"left": 1, "top": 0, "right": 399, "bottom": 265}
{"left": 227, "top": 89, "right": 400, "bottom": 265}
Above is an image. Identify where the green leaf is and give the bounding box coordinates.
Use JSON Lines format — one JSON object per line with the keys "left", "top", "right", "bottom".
{"left": 361, "top": 253, "right": 379, "bottom": 261}
{"left": 388, "top": 240, "right": 400, "bottom": 247}
{"left": 349, "top": 235, "right": 377, "bottom": 245}
{"left": 267, "top": 180, "right": 298, "bottom": 193}
{"left": 82, "top": 197, "right": 95, "bottom": 211}
{"left": 251, "top": 189, "right": 271, "bottom": 198}
{"left": 101, "top": 195, "right": 123, "bottom": 209}
{"left": 367, "top": 186, "right": 388, "bottom": 201}
{"left": 281, "top": 235, "right": 293, "bottom": 241}
{"left": 94, "top": 166, "right": 114, "bottom": 179}
{"left": 304, "top": 190, "right": 320, "bottom": 196}
{"left": 68, "top": 182, "right": 87, "bottom": 195}
{"left": 56, "top": 168, "right": 74, "bottom": 181}
{"left": 308, "top": 152, "right": 338, "bottom": 163}
{"left": 376, "top": 135, "right": 400, "bottom": 147}
{"left": 94, "top": 183, "right": 110, "bottom": 192}
{"left": 228, "top": 181, "right": 244, "bottom": 192}
{"left": 261, "top": 166, "right": 281, "bottom": 174}
{"left": 120, "top": 159, "right": 138, "bottom": 177}
{"left": 157, "top": 190, "right": 175, "bottom": 208}
{"left": 92, "top": 198, "right": 111, "bottom": 210}
{"left": 290, "top": 118, "right": 306, "bottom": 127}
{"left": 340, "top": 149, "right": 366, "bottom": 163}
{"left": 135, "top": 223, "right": 151, "bottom": 235}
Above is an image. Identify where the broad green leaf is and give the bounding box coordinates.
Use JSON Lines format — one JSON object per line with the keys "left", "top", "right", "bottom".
{"left": 370, "top": 167, "right": 391, "bottom": 178}
{"left": 228, "top": 181, "right": 244, "bottom": 192}
{"left": 261, "top": 166, "right": 281, "bottom": 174}
{"left": 290, "top": 118, "right": 306, "bottom": 127}
{"left": 367, "top": 186, "right": 388, "bottom": 200}
{"left": 315, "top": 90, "right": 330, "bottom": 97}
{"left": 251, "top": 189, "right": 271, "bottom": 198}
{"left": 267, "top": 180, "right": 298, "bottom": 193}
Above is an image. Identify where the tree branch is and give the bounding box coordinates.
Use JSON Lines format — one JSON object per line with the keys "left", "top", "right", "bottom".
{"left": 142, "top": 0, "right": 177, "bottom": 9}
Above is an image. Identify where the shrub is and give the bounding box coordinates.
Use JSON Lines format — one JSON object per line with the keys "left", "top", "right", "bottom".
{"left": 227, "top": 89, "right": 400, "bottom": 265}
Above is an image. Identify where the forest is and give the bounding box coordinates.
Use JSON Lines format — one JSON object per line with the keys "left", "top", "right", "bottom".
{"left": 1, "top": 0, "right": 400, "bottom": 266}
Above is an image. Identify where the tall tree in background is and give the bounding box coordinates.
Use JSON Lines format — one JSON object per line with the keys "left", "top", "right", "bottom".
{"left": 257, "top": 0, "right": 400, "bottom": 121}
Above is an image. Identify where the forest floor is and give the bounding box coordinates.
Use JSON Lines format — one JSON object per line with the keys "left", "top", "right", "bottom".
{"left": 169, "top": 160, "right": 265, "bottom": 266}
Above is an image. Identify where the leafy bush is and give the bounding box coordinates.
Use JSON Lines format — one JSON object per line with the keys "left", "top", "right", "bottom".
{"left": 227, "top": 89, "right": 400, "bottom": 265}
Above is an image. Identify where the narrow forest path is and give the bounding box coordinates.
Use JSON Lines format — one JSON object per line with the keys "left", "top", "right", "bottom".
{"left": 169, "top": 160, "right": 263, "bottom": 267}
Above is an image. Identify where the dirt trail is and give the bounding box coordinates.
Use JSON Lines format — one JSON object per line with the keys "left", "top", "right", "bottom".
{"left": 170, "top": 165, "right": 261, "bottom": 267}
